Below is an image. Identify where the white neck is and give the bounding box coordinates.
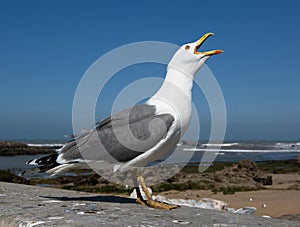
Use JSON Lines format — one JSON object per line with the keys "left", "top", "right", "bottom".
{"left": 147, "top": 67, "right": 194, "bottom": 132}
{"left": 150, "top": 67, "right": 194, "bottom": 102}
{"left": 165, "top": 67, "right": 194, "bottom": 96}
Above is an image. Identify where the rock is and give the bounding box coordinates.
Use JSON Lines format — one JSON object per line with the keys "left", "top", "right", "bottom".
{"left": 0, "top": 170, "right": 29, "bottom": 184}
{"left": 237, "top": 159, "right": 257, "bottom": 171}
{"left": 195, "top": 198, "right": 228, "bottom": 211}
{"left": 253, "top": 175, "right": 272, "bottom": 185}
{"left": 278, "top": 214, "right": 300, "bottom": 222}
{"left": 262, "top": 215, "right": 271, "bottom": 218}
{"left": 234, "top": 207, "right": 257, "bottom": 215}
{"left": 152, "top": 195, "right": 197, "bottom": 207}
{"left": 150, "top": 195, "right": 228, "bottom": 211}
{"left": 207, "top": 159, "right": 273, "bottom": 191}
{"left": 1, "top": 182, "right": 299, "bottom": 226}
{"left": 297, "top": 155, "right": 300, "bottom": 164}
{"left": 0, "top": 141, "right": 60, "bottom": 156}
{"left": 227, "top": 208, "right": 235, "bottom": 213}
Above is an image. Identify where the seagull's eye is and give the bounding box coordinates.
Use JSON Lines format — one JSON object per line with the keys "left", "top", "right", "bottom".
{"left": 185, "top": 45, "right": 190, "bottom": 50}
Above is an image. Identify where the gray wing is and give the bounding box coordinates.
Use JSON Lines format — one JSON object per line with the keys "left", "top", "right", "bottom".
{"left": 58, "top": 104, "right": 175, "bottom": 163}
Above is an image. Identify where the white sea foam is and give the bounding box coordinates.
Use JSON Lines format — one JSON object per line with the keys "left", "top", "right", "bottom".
{"left": 201, "top": 142, "right": 239, "bottom": 147}
{"left": 183, "top": 148, "right": 300, "bottom": 153}
{"left": 275, "top": 142, "right": 300, "bottom": 148}
{"left": 27, "top": 143, "right": 64, "bottom": 147}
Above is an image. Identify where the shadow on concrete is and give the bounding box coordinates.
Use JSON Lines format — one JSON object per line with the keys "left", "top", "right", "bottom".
{"left": 41, "top": 195, "right": 136, "bottom": 204}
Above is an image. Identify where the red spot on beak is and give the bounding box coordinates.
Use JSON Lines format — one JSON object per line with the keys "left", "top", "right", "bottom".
{"left": 214, "top": 50, "right": 223, "bottom": 55}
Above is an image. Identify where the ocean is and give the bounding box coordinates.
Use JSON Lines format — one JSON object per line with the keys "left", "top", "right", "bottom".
{"left": 1, "top": 140, "right": 299, "bottom": 173}
{"left": 179, "top": 141, "right": 300, "bottom": 163}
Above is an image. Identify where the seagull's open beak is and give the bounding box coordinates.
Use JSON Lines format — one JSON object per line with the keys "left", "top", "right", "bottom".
{"left": 194, "top": 32, "right": 223, "bottom": 56}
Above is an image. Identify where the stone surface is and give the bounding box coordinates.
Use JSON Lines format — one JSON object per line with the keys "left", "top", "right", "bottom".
{"left": 234, "top": 207, "right": 257, "bottom": 215}
{"left": 0, "top": 182, "right": 299, "bottom": 226}
{"left": 152, "top": 196, "right": 228, "bottom": 211}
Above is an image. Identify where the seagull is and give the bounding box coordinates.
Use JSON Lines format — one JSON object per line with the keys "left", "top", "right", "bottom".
{"left": 27, "top": 33, "right": 223, "bottom": 210}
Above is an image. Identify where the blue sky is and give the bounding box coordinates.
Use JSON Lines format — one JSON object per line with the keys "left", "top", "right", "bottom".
{"left": 1, "top": 0, "right": 300, "bottom": 141}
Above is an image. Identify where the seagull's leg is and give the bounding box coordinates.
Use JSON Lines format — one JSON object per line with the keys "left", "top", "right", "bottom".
{"left": 137, "top": 176, "right": 178, "bottom": 210}
{"left": 134, "top": 186, "right": 147, "bottom": 206}
{"left": 132, "top": 171, "right": 147, "bottom": 206}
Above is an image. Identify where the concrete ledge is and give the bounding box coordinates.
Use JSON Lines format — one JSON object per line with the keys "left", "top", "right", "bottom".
{"left": 0, "top": 182, "right": 298, "bottom": 226}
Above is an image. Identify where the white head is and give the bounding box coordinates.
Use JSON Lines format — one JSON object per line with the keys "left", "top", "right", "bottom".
{"left": 168, "top": 32, "right": 223, "bottom": 76}
{"left": 148, "top": 32, "right": 223, "bottom": 125}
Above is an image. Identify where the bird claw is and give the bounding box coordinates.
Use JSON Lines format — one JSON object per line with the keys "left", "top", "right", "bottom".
{"left": 136, "top": 197, "right": 178, "bottom": 210}
{"left": 147, "top": 199, "right": 179, "bottom": 210}
{"left": 136, "top": 175, "right": 179, "bottom": 210}
{"left": 136, "top": 197, "right": 147, "bottom": 206}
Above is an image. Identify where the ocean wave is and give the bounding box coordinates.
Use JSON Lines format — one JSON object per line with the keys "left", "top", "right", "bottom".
{"left": 275, "top": 142, "right": 300, "bottom": 148}
{"left": 27, "top": 143, "right": 65, "bottom": 147}
{"left": 182, "top": 148, "right": 300, "bottom": 153}
{"left": 201, "top": 143, "right": 239, "bottom": 147}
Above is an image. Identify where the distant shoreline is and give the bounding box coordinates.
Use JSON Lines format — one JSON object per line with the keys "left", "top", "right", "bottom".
{"left": 0, "top": 141, "right": 61, "bottom": 156}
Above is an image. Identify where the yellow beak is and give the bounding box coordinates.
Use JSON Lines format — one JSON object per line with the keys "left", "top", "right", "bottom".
{"left": 194, "top": 32, "right": 223, "bottom": 56}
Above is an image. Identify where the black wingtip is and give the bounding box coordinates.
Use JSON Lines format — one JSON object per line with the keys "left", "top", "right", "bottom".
{"left": 26, "top": 153, "right": 59, "bottom": 166}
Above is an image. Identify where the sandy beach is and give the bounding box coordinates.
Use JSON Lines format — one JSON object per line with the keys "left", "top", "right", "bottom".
{"left": 159, "top": 173, "right": 300, "bottom": 218}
